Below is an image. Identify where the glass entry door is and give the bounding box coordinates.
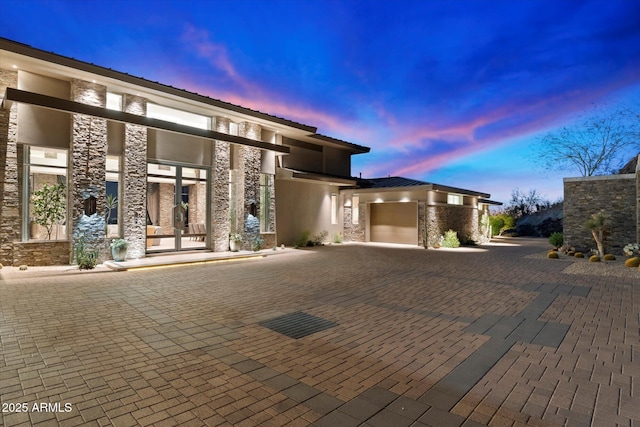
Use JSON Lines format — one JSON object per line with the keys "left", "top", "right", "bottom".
{"left": 146, "top": 163, "right": 209, "bottom": 252}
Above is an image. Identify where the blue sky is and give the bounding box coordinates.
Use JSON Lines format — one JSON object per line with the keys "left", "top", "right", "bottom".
{"left": 2, "top": 0, "right": 639, "bottom": 203}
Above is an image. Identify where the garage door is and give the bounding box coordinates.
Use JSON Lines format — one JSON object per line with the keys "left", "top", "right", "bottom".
{"left": 370, "top": 202, "right": 418, "bottom": 245}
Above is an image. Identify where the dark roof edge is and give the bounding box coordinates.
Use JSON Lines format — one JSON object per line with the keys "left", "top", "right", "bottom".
{"left": 308, "top": 133, "right": 370, "bottom": 154}
{"left": 0, "top": 37, "right": 317, "bottom": 133}
{"left": 478, "top": 198, "right": 503, "bottom": 206}
{"left": 431, "top": 183, "right": 490, "bottom": 198}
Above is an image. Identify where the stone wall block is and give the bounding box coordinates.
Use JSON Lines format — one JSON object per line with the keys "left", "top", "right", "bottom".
{"left": 70, "top": 79, "right": 108, "bottom": 260}
{"left": 239, "top": 122, "right": 262, "bottom": 249}
{"left": 121, "top": 94, "right": 148, "bottom": 259}
{"left": 0, "top": 69, "right": 20, "bottom": 264}
{"left": 564, "top": 176, "right": 636, "bottom": 254}
{"left": 212, "top": 116, "right": 231, "bottom": 252}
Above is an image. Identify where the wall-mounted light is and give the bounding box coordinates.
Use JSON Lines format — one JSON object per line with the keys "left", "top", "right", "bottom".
{"left": 83, "top": 195, "right": 97, "bottom": 216}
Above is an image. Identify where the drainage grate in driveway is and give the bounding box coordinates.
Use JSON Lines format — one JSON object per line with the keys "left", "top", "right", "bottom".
{"left": 259, "top": 311, "right": 337, "bottom": 339}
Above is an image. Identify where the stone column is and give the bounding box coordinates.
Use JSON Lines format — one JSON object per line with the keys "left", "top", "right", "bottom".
{"left": 0, "top": 69, "right": 19, "bottom": 265}
{"left": 239, "top": 121, "right": 261, "bottom": 249}
{"left": 418, "top": 201, "right": 427, "bottom": 248}
{"left": 122, "top": 94, "right": 147, "bottom": 259}
{"left": 212, "top": 116, "right": 231, "bottom": 252}
{"left": 636, "top": 156, "right": 640, "bottom": 244}
{"left": 70, "top": 79, "right": 108, "bottom": 260}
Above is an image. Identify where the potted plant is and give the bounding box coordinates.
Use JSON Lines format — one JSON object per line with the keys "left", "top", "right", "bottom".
{"left": 229, "top": 233, "right": 242, "bottom": 252}
{"left": 110, "top": 238, "right": 129, "bottom": 262}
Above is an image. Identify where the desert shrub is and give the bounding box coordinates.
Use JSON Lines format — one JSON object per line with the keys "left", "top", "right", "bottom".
{"left": 312, "top": 230, "right": 329, "bottom": 246}
{"left": 75, "top": 235, "right": 98, "bottom": 270}
{"left": 574, "top": 252, "right": 584, "bottom": 258}
{"left": 459, "top": 235, "right": 477, "bottom": 246}
{"left": 490, "top": 214, "right": 515, "bottom": 236}
{"left": 624, "top": 257, "right": 640, "bottom": 268}
{"left": 548, "top": 232, "right": 563, "bottom": 249}
{"left": 547, "top": 251, "right": 559, "bottom": 259}
{"left": 589, "top": 255, "right": 601, "bottom": 262}
{"left": 567, "top": 251, "right": 575, "bottom": 256}
{"left": 251, "top": 236, "right": 264, "bottom": 252}
{"left": 294, "top": 230, "right": 311, "bottom": 248}
{"left": 441, "top": 230, "right": 460, "bottom": 248}
{"left": 603, "top": 254, "right": 616, "bottom": 261}
{"left": 19, "top": 265, "right": 28, "bottom": 271}
{"left": 333, "top": 232, "right": 343, "bottom": 243}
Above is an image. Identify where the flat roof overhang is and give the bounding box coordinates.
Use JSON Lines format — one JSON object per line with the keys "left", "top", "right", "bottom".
{"left": 277, "top": 168, "right": 357, "bottom": 186}
{"left": 2, "top": 88, "right": 289, "bottom": 154}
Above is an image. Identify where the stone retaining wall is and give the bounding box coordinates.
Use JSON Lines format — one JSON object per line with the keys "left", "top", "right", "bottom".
{"left": 11, "top": 241, "right": 70, "bottom": 266}
{"left": 564, "top": 173, "right": 638, "bottom": 254}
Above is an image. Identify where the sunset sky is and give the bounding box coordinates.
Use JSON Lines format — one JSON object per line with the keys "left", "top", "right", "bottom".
{"left": 2, "top": 0, "right": 639, "bottom": 203}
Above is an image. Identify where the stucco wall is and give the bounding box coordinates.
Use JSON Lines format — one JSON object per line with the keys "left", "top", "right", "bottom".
{"left": 275, "top": 179, "right": 342, "bottom": 245}
{"left": 564, "top": 174, "right": 637, "bottom": 254}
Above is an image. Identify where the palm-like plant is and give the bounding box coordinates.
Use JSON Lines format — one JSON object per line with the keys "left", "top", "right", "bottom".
{"left": 584, "top": 211, "right": 609, "bottom": 258}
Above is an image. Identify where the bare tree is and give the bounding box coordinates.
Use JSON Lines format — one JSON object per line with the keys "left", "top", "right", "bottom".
{"left": 506, "top": 188, "right": 548, "bottom": 219}
{"left": 538, "top": 105, "right": 639, "bottom": 176}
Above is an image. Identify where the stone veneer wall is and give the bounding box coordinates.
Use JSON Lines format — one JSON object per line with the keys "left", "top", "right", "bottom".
{"left": 239, "top": 121, "right": 262, "bottom": 250}
{"left": 425, "top": 205, "right": 479, "bottom": 247}
{"left": 418, "top": 201, "right": 427, "bottom": 247}
{"left": 122, "top": 94, "right": 147, "bottom": 259}
{"left": 212, "top": 117, "right": 231, "bottom": 252}
{"left": 12, "top": 241, "right": 70, "bottom": 266}
{"left": 158, "top": 183, "right": 174, "bottom": 234}
{"left": 0, "top": 69, "right": 19, "bottom": 265}
{"left": 564, "top": 174, "right": 637, "bottom": 254}
{"left": 343, "top": 202, "right": 366, "bottom": 242}
{"left": 70, "top": 79, "right": 109, "bottom": 261}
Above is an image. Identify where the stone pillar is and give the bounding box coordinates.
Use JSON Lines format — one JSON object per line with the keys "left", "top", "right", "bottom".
{"left": 418, "top": 201, "right": 427, "bottom": 248}
{"left": 122, "top": 94, "right": 147, "bottom": 259}
{"left": 239, "top": 121, "right": 261, "bottom": 249}
{"left": 0, "top": 69, "right": 19, "bottom": 265}
{"left": 212, "top": 116, "right": 231, "bottom": 252}
{"left": 70, "top": 79, "right": 108, "bottom": 260}
{"left": 637, "top": 156, "right": 640, "bottom": 244}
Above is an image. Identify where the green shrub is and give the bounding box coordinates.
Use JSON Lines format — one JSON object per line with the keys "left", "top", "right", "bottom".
{"left": 603, "top": 254, "right": 616, "bottom": 261}
{"left": 589, "top": 255, "right": 601, "bottom": 262}
{"left": 547, "top": 251, "right": 559, "bottom": 259}
{"left": 251, "top": 236, "right": 264, "bottom": 252}
{"left": 548, "top": 232, "right": 563, "bottom": 249}
{"left": 75, "top": 235, "right": 98, "bottom": 270}
{"left": 312, "top": 230, "right": 329, "bottom": 246}
{"left": 294, "top": 230, "right": 311, "bottom": 248}
{"left": 441, "top": 230, "right": 460, "bottom": 248}
{"left": 333, "top": 232, "right": 343, "bottom": 243}
{"left": 490, "top": 214, "right": 515, "bottom": 236}
{"left": 625, "top": 257, "right": 640, "bottom": 268}
{"left": 574, "top": 252, "right": 584, "bottom": 258}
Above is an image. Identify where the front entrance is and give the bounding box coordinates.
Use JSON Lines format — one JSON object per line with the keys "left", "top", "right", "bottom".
{"left": 146, "top": 163, "right": 209, "bottom": 252}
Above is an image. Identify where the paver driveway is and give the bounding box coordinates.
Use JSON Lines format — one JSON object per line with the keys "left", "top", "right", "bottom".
{"left": 1, "top": 238, "right": 638, "bottom": 426}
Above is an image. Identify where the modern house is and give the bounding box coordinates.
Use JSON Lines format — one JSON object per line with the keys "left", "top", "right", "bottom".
{"left": 0, "top": 38, "right": 499, "bottom": 266}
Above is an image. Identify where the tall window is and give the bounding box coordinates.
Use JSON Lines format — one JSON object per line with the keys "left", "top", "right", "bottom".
{"left": 24, "top": 146, "right": 68, "bottom": 241}
{"left": 105, "top": 155, "right": 120, "bottom": 238}
{"left": 331, "top": 194, "right": 338, "bottom": 225}
{"left": 352, "top": 195, "right": 359, "bottom": 225}
{"left": 447, "top": 193, "right": 463, "bottom": 205}
{"left": 260, "top": 174, "right": 273, "bottom": 232}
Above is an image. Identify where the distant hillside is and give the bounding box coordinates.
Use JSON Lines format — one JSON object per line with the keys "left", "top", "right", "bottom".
{"left": 515, "top": 203, "right": 563, "bottom": 237}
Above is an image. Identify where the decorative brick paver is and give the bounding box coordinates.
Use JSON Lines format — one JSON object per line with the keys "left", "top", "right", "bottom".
{"left": 1, "top": 238, "right": 639, "bottom": 426}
